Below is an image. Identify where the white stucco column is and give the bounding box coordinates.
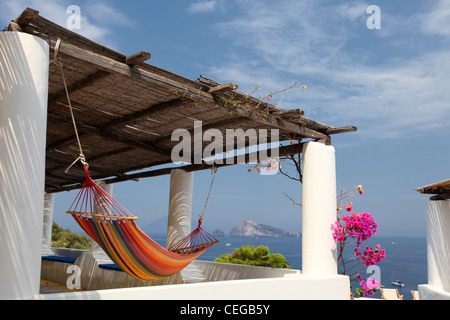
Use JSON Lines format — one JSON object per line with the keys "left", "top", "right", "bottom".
{"left": 42, "top": 192, "right": 55, "bottom": 256}
{"left": 0, "top": 32, "right": 49, "bottom": 299}
{"left": 301, "top": 141, "right": 338, "bottom": 276}
{"left": 426, "top": 200, "right": 450, "bottom": 292}
{"left": 95, "top": 181, "right": 114, "bottom": 217}
{"left": 167, "top": 169, "right": 193, "bottom": 250}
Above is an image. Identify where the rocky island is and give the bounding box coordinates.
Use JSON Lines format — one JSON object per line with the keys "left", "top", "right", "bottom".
{"left": 212, "top": 228, "right": 225, "bottom": 237}
{"left": 230, "top": 220, "right": 301, "bottom": 238}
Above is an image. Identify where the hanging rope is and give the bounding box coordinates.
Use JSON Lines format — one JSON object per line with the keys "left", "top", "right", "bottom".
{"left": 50, "top": 38, "right": 87, "bottom": 173}
{"left": 199, "top": 164, "right": 217, "bottom": 224}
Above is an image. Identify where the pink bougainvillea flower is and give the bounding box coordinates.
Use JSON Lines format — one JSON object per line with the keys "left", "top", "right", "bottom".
{"left": 357, "top": 278, "right": 381, "bottom": 298}
{"left": 345, "top": 202, "right": 353, "bottom": 212}
{"left": 355, "top": 185, "right": 364, "bottom": 195}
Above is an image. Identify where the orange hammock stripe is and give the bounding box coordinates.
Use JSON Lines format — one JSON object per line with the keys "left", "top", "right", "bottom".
{"left": 67, "top": 166, "right": 219, "bottom": 281}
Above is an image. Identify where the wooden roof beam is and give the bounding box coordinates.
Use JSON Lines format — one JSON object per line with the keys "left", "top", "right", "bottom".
{"left": 99, "top": 98, "right": 188, "bottom": 130}
{"left": 108, "top": 142, "right": 304, "bottom": 179}
{"left": 5, "top": 8, "right": 39, "bottom": 32}
{"left": 46, "top": 112, "right": 173, "bottom": 157}
{"left": 46, "top": 142, "right": 304, "bottom": 193}
{"left": 126, "top": 51, "right": 151, "bottom": 66}
{"left": 209, "top": 82, "right": 239, "bottom": 94}
{"left": 48, "top": 70, "right": 110, "bottom": 104}
{"left": 26, "top": 30, "right": 213, "bottom": 100}
{"left": 325, "top": 126, "right": 358, "bottom": 135}
{"left": 46, "top": 100, "right": 194, "bottom": 159}
{"left": 274, "top": 109, "right": 305, "bottom": 117}
{"left": 46, "top": 156, "right": 127, "bottom": 179}
{"left": 15, "top": 7, "right": 39, "bottom": 26}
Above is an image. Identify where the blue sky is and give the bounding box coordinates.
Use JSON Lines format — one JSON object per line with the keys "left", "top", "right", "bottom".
{"left": 2, "top": 0, "right": 449, "bottom": 237}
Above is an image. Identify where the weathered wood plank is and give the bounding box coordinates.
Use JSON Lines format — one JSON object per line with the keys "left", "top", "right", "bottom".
{"left": 15, "top": 7, "right": 39, "bottom": 26}
{"left": 209, "top": 82, "right": 239, "bottom": 94}
{"left": 326, "top": 126, "right": 358, "bottom": 135}
{"left": 67, "top": 211, "right": 138, "bottom": 221}
{"left": 430, "top": 193, "right": 450, "bottom": 201}
{"left": 274, "top": 109, "right": 305, "bottom": 117}
{"left": 126, "top": 51, "right": 151, "bottom": 65}
{"left": 7, "top": 21, "right": 22, "bottom": 32}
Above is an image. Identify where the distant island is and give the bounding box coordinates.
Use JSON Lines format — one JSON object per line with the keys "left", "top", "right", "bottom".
{"left": 230, "top": 220, "right": 301, "bottom": 238}
{"left": 141, "top": 217, "right": 301, "bottom": 239}
{"left": 212, "top": 228, "right": 225, "bottom": 237}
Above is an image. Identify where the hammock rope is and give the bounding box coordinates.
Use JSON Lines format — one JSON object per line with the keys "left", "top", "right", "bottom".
{"left": 50, "top": 38, "right": 87, "bottom": 173}
{"left": 168, "top": 165, "right": 217, "bottom": 254}
{"left": 54, "top": 39, "right": 219, "bottom": 280}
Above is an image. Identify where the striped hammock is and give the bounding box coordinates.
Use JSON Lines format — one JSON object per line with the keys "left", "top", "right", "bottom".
{"left": 67, "top": 166, "right": 219, "bottom": 280}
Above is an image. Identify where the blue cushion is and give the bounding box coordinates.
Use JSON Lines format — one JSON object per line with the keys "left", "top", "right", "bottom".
{"left": 99, "top": 264, "right": 123, "bottom": 272}
{"left": 42, "top": 256, "right": 77, "bottom": 264}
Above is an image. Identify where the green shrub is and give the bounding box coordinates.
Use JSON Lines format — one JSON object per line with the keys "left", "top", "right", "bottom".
{"left": 214, "top": 245, "right": 290, "bottom": 269}
{"left": 51, "top": 222, "right": 91, "bottom": 250}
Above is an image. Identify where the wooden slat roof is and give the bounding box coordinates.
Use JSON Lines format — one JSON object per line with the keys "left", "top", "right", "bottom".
{"left": 415, "top": 179, "right": 450, "bottom": 195}
{"left": 5, "top": 8, "right": 357, "bottom": 193}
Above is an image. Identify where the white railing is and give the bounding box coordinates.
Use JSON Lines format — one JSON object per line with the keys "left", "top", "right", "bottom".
{"left": 194, "top": 260, "right": 301, "bottom": 281}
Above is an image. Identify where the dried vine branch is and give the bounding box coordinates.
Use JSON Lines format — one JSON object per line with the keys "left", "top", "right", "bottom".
{"left": 169, "top": 81, "right": 304, "bottom": 118}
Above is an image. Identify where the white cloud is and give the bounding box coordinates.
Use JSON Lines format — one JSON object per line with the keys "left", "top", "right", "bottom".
{"left": 0, "top": 0, "right": 67, "bottom": 27}
{"left": 84, "top": 2, "right": 134, "bottom": 27}
{"left": 206, "top": 0, "right": 450, "bottom": 139}
{"left": 0, "top": 0, "right": 132, "bottom": 48}
{"left": 421, "top": 0, "right": 450, "bottom": 36}
{"left": 187, "top": 0, "right": 223, "bottom": 14}
{"left": 337, "top": 2, "right": 369, "bottom": 22}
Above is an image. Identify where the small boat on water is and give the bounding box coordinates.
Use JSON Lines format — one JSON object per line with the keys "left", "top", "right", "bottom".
{"left": 390, "top": 265, "right": 404, "bottom": 287}
{"left": 391, "top": 280, "right": 405, "bottom": 287}
{"left": 226, "top": 243, "right": 231, "bottom": 247}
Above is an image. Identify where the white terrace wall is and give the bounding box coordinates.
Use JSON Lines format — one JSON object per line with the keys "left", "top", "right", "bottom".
{"left": 37, "top": 274, "right": 350, "bottom": 300}
{"left": 419, "top": 200, "right": 450, "bottom": 300}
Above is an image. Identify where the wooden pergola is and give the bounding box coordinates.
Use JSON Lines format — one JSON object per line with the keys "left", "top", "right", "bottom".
{"left": 6, "top": 8, "right": 356, "bottom": 194}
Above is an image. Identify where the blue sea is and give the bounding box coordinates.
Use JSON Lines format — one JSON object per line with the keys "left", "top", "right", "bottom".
{"left": 152, "top": 234, "right": 427, "bottom": 300}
